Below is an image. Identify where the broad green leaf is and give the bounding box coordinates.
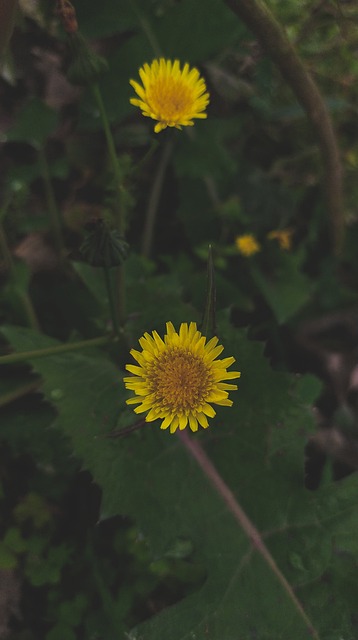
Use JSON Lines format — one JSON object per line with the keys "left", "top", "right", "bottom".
{"left": 2, "top": 323, "right": 358, "bottom": 639}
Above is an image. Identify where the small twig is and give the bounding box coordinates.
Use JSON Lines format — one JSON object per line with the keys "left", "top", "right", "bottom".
{"left": 178, "top": 430, "right": 321, "bottom": 640}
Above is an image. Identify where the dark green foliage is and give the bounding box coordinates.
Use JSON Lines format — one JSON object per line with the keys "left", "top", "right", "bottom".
{"left": 2, "top": 0, "right": 358, "bottom": 638}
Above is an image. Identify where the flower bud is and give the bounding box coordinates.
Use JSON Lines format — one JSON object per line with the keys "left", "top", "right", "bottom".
{"left": 66, "top": 32, "right": 108, "bottom": 86}
{"left": 80, "top": 219, "right": 129, "bottom": 268}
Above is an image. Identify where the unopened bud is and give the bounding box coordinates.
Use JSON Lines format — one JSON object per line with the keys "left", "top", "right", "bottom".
{"left": 66, "top": 32, "right": 108, "bottom": 86}
{"left": 80, "top": 219, "right": 129, "bottom": 268}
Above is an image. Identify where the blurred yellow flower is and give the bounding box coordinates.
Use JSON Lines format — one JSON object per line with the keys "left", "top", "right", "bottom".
{"left": 235, "top": 234, "right": 261, "bottom": 257}
{"left": 267, "top": 229, "right": 293, "bottom": 251}
{"left": 124, "top": 322, "right": 240, "bottom": 434}
{"left": 129, "top": 58, "right": 210, "bottom": 133}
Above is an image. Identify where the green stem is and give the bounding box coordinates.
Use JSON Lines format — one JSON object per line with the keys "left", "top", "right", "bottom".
{"left": 178, "top": 430, "right": 321, "bottom": 640}
{"left": 141, "top": 137, "right": 174, "bottom": 258}
{"left": 0, "top": 334, "right": 113, "bottom": 365}
{"left": 200, "top": 245, "right": 217, "bottom": 338}
{"left": 0, "top": 380, "right": 42, "bottom": 408}
{"left": 0, "top": 196, "right": 40, "bottom": 331}
{"left": 19, "top": 291, "right": 41, "bottom": 332}
{"left": 116, "top": 264, "right": 126, "bottom": 328}
{"left": 128, "top": 0, "right": 162, "bottom": 56}
{"left": 103, "top": 266, "right": 120, "bottom": 336}
{"left": 91, "top": 83, "right": 125, "bottom": 235}
{"left": 38, "top": 146, "right": 65, "bottom": 256}
{"left": 91, "top": 83, "right": 127, "bottom": 325}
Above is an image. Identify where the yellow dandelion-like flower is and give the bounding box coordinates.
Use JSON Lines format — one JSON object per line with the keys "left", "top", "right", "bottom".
{"left": 129, "top": 58, "right": 210, "bottom": 134}
{"left": 267, "top": 229, "right": 293, "bottom": 251}
{"left": 124, "top": 322, "right": 240, "bottom": 434}
{"left": 235, "top": 234, "right": 261, "bottom": 257}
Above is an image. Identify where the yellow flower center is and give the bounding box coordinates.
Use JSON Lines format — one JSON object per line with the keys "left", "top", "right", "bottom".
{"left": 147, "top": 348, "right": 212, "bottom": 413}
{"left": 148, "top": 80, "right": 193, "bottom": 121}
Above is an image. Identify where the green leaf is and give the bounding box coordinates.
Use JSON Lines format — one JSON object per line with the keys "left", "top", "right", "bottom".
{"left": 2, "top": 324, "right": 358, "bottom": 638}
{"left": 6, "top": 98, "right": 58, "bottom": 147}
{"left": 251, "top": 252, "right": 312, "bottom": 323}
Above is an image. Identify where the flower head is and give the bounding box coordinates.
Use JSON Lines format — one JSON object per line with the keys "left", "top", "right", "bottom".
{"left": 235, "top": 234, "right": 261, "bottom": 257}
{"left": 267, "top": 229, "right": 293, "bottom": 251}
{"left": 129, "top": 58, "right": 210, "bottom": 133}
{"left": 124, "top": 322, "right": 240, "bottom": 434}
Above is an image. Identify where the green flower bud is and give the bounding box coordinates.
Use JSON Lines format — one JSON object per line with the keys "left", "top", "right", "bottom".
{"left": 66, "top": 32, "right": 108, "bottom": 86}
{"left": 80, "top": 220, "right": 129, "bottom": 268}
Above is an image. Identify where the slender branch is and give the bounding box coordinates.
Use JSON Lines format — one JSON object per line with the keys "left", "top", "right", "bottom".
{"left": 223, "top": 0, "right": 344, "bottom": 255}
{"left": 141, "top": 137, "right": 174, "bottom": 258}
{"left": 0, "top": 334, "right": 113, "bottom": 365}
{"left": 178, "top": 430, "right": 321, "bottom": 640}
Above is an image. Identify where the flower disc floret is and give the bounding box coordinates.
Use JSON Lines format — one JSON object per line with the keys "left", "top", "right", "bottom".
{"left": 124, "top": 322, "right": 240, "bottom": 434}
{"left": 129, "top": 58, "right": 210, "bottom": 133}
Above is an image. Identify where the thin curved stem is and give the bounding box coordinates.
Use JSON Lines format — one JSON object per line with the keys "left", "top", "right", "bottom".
{"left": 178, "top": 430, "right": 321, "bottom": 640}
{"left": 141, "top": 137, "right": 174, "bottom": 258}
{"left": 38, "top": 146, "right": 65, "bottom": 256}
{"left": 0, "top": 334, "right": 113, "bottom": 365}
{"left": 91, "top": 82, "right": 127, "bottom": 325}
{"left": 224, "top": 0, "right": 344, "bottom": 255}
{"left": 92, "top": 83, "right": 125, "bottom": 236}
{"left": 103, "top": 266, "right": 120, "bottom": 336}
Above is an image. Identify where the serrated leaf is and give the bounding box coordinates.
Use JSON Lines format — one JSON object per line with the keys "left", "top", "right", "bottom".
{"left": 2, "top": 323, "right": 358, "bottom": 639}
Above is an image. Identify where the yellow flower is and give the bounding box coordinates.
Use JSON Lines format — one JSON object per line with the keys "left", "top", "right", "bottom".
{"left": 129, "top": 58, "right": 210, "bottom": 134}
{"left": 124, "top": 322, "right": 240, "bottom": 434}
{"left": 267, "top": 229, "right": 293, "bottom": 251}
{"left": 235, "top": 234, "right": 261, "bottom": 257}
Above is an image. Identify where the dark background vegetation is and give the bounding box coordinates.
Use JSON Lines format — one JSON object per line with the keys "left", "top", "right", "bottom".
{"left": 1, "top": 1, "right": 358, "bottom": 639}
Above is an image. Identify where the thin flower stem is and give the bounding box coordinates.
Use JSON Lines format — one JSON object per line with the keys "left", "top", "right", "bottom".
{"left": 0, "top": 334, "right": 113, "bottom": 365}
{"left": 19, "top": 292, "right": 41, "bottom": 332}
{"left": 91, "top": 83, "right": 127, "bottom": 326}
{"left": 91, "top": 83, "right": 125, "bottom": 235}
{"left": 128, "top": 0, "right": 162, "bottom": 57}
{"left": 103, "top": 266, "right": 120, "bottom": 336}
{"left": 134, "top": 138, "right": 159, "bottom": 175}
{"left": 0, "top": 197, "right": 40, "bottom": 331}
{"left": 38, "top": 146, "right": 65, "bottom": 256}
{"left": 141, "top": 137, "right": 174, "bottom": 258}
{"left": 200, "top": 245, "right": 217, "bottom": 338}
{"left": 178, "top": 430, "right": 321, "bottom": 640}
